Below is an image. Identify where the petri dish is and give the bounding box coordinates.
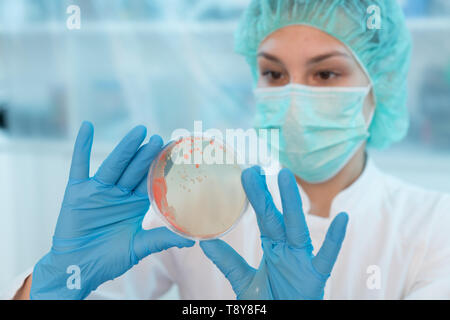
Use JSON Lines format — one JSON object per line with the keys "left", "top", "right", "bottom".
{"left": 148, "top": 134, "right": 249, "bottom": 240}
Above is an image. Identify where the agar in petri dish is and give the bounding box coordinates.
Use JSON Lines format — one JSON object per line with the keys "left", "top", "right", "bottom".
{"left": 148, "top": 134, "right": 248, "bottom": 240}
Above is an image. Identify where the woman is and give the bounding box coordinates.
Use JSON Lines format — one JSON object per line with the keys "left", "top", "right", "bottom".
{"left": 8, "top": 0, "right": 450, "bottom": 299}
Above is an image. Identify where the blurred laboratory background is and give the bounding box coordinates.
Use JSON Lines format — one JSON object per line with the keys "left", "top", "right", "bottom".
{"left": 0, "top": 0, "right": 449, "bottom": 297}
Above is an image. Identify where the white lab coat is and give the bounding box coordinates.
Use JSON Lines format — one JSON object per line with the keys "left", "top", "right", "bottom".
{"left": 2, "top": 157, "right": 450, "bottom": 299}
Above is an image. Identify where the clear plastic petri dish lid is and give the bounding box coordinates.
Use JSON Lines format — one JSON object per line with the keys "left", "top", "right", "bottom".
{"left": 147, "top": 133, "right": 249, "bottom": 241}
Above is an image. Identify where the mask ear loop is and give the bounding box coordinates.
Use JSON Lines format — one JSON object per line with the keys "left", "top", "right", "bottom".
{"left": 364, "top": 87, "right": 376, "bottom": 129}
{"left": 343, "top": 39, "right": 377, "bottom": 130}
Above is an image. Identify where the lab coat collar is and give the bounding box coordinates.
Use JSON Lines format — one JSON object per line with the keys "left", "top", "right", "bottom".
{"left": 296, "top": 156, "right": 380, "bottom": 221}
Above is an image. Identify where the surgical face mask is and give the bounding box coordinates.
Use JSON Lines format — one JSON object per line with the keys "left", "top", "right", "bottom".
{"left": 253, "top": 83, "right": 372, "bottom": 183}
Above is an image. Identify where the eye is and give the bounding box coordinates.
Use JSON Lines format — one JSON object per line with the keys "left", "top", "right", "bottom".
{"left": 316, "top": 71, "right": 339, "bottom": 81}
{"left": 262, "top": 70, "right": 284, "bottom": 81}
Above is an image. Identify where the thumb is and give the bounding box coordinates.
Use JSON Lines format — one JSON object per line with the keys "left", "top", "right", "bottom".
{"left": 200, "top": 239, "right": 256, "bottom": 297}
{"left": 133, "top": 227, "right": 195, "bottom": 261}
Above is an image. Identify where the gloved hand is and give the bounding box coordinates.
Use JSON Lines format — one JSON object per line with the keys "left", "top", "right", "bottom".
{"left": 30, "top": 122, "right": 195, "bottom": 300}
{"left": 200, "top": 166, "right": 348, "bottom": 300}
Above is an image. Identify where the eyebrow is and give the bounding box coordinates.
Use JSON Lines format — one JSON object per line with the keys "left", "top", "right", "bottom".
{"left": 257, "top": 50, "right": 351, "bottom": 66}
{"left": 306, "top": 51, "right": 351, "bottom": 65}
{"left": 257, "top": 52, "right": 285, "bottom": 66}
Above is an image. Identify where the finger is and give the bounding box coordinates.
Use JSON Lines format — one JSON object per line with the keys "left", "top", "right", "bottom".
{"left": 69, "top": 121, "right": 94, "bottom": 181}
{"left": 134, "top": 172, "right": 149, "bottom": 197}
{"left": 117, "top": 135, "right": 163, "bottom": 192}
{"left": 200, "top": 240, "right": 255, "bottom": 297}
{"left": 94, "top": 125, "right": 147, "bottom": 185}
{"left": 133, "top": 227, "right": 195, "bottom": 261}
{"left": 241, "top": 166, "right": 285, "bottom": 241}
{"left": 278, "top": 168, "right": 312, "bottom": 249}
{"left": 312, "top": 212, "right": 349, "bottom": 276}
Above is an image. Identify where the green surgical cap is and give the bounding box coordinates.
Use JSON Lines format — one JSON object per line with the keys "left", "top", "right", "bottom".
{"left": 235, "top": 0, "right": 412, "bottom": 149}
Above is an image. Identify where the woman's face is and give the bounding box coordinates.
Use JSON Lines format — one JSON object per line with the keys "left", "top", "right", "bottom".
{"left": 257, "top": 25, "right": 370, "bottom": 88}
{"left": 257, "top": 25, "right": 374, "bottom": 119}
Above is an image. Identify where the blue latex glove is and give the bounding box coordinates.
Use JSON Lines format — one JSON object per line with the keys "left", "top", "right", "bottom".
{"left": 30, "top": 122, "right": 195, "bottom": 300}
{"left": 200, "top": 166, "right": 349, "bottom": 300}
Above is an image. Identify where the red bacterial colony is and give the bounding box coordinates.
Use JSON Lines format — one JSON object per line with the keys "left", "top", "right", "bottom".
{"left": 151, "top": 141, "right": 196, "bottom": 236}
{"left": 151, "top": 149, "right": 176, "bottom": 223}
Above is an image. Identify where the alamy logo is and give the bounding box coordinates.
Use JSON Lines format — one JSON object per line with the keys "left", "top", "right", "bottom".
{"left": 366, "top": 265, "right": 381, "bottom": 290}
{"left": 66, "top": 5, "right": 81, "bottom": 30}
{"left": 66, "top": 265, "right": 81, "bottom": 290}
{"left": 367, "top": 5, "right": 381, "bottom": 30}
{"left": 170, "top": 121, "right": 280, "bottom": 175}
